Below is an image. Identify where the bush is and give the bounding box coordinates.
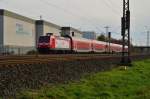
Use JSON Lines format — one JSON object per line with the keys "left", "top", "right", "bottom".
{"left": 26, "top": 50, "right": 38, "bottom": 55}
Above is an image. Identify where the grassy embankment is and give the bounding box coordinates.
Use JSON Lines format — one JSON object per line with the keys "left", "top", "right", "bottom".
{"left": 18, "top": 59, "right": 150, "bottom": 99}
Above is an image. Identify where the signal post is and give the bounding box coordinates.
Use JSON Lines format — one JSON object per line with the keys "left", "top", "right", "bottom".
{"left": 121, "top": 0, "right": 131, "bottom": 65}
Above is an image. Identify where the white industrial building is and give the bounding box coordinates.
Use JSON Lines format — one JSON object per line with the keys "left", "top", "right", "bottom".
{"left": 0, "top": 9, "right": 63, "bottom": 54}
{"left": 61, "top": 27, "right": 83, "bottom": 38}
{"left": 0, "top": 9, "right": 36, "bottom": 54}
{"left": 82, "top": 31, "right": 97, "bottom": 40}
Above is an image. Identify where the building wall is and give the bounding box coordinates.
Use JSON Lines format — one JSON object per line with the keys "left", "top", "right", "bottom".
{"left": 61, "top": 27, "right": 83, "bottom": 38}
{"left": 3, "top": 15, "right": 36, "bottom": 47}
{"left": 61, "top": 29, "right": 70, "bottom": 36}
{"left": 70, "top": 30, "right": 82, "bottom": 38}
{"left": 35, "top": 21, "right": 43, "bottom": 46}
{"left": 83, "top": 32, "right": 96, "bottom": 40}
{"left": 43, "top": 23, "right": 61, "bottom": 36}
{"left": 0, "top": 15, "right": 3, "bottom": 47}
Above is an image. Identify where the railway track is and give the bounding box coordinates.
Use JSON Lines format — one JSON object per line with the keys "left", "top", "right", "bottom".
{"left": 0, "top": 53, "right": 113, "bottom": 59}
{"left": 0, "top": 54, "right": 121, "bottom": 65}
{"left": 0, "top": 54, "right": 149, "bottom": 66}
{"left": 0, "top": 54, "right": 117, "bottom": 59}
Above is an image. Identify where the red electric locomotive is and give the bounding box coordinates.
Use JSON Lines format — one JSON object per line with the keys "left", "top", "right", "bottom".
{"left": 38, "top": 35, "right": 71, "bottom": 53}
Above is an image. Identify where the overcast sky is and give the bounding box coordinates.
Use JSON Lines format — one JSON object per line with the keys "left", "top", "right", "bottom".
{"left": 0, "top": 0, "right": 149, "bottom": 46}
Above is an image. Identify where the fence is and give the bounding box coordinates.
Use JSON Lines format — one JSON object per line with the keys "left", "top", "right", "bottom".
{"left": 0, "top": 45, "right": 37, "bottom": 55}
{"left": 132, "top": 46, "right": 150, "bottom": 54}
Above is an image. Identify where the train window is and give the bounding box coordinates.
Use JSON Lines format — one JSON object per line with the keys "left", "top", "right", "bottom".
{"left": 39, "top": 36, "right": 50, "bottom": 43}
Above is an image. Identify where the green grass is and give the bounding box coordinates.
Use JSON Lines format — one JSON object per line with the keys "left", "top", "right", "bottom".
{"left": 17, "top": 59, "right": 150, "bottom": 99}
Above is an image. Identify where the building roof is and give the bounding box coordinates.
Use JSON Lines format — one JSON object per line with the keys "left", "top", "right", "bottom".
{"left": 36, "top": 20, "right": 61, "bottom": 29}
{"left": 0, "top": 9, "right": 35, "bottom": 24}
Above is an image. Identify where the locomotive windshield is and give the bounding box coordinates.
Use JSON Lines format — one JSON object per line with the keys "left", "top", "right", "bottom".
{"left": 39, "top": 36, "right": 50, "bottom": 43}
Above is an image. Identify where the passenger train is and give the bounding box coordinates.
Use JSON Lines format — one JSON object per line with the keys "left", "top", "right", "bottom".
{"left": 37, "top": 34, "right": 127, "bottom": 54}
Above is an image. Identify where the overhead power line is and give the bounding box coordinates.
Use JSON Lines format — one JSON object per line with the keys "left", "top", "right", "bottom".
{"left": 37, "top": 0, "right": 108, "bottom": 33}
{"left": 107, "top": 0, "right": 121, "bottom": 10}
{"left": 2, "top": 0, "right": 122, "bottom": 34}
{"left": 101, "top": 0, "right": 122, "bottom": 17}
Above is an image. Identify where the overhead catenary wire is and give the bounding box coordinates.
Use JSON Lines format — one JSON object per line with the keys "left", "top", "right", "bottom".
{"left": 107, "top": 0, "right": 122, "bottom": 12}
{"left": 37, "top": 0, "right": 108, "bottom": 33}
{"left": 4, "top": 0, "right": 120, "bottom": 34}
{"left": 100, "top": 0, "right": 122, "bottom": 17}
{"left": 1, "top": 0, "right": 122, "bottom": 34}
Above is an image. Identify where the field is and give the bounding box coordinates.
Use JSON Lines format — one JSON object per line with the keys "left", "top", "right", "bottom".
{"left": 17, "top": 59, "right": 150, "bottom": 99}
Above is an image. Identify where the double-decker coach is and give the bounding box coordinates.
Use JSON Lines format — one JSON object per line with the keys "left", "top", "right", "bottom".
{"left": 92, "top": 40, "right": 106, "bottom": 52}
{"left": 71, "top": 37, "right": 92, "bottom": 53}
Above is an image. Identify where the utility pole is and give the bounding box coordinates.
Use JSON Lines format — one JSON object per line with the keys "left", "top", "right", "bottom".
{"left": 121, "top": 0, "right": 131, "bottom": 65}
{"left": 104, "top": 26, "right": 111, "bottom": 53}
{"left": 144, "top": 26, "right": 150, "bottom": 53}
{"left": 147, "top": 31, "right": 150, "bottom": 47}
{"left": 147, "top": 31, "right": 150, "bottom": 53}
{"left": 108, "top": 32, "right": 111, "bottom": 53}
{"left": 40, "top": 15, "right": 43, "bottom": 20}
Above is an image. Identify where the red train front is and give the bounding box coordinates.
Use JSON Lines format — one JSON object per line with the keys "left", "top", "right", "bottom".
{"left": 38, "top": 35, "right": 71, "bottom": 53}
